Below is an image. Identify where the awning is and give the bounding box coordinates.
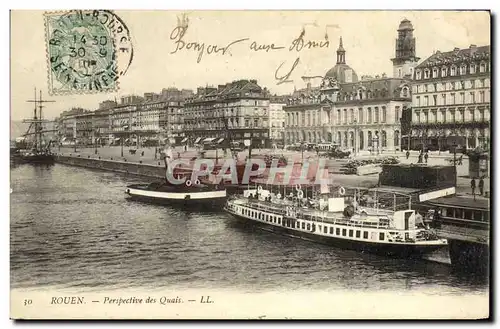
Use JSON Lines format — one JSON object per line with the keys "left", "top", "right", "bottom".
{"left": 194, "top": 137, "right": 202, "bottom": 144}
{"left": 203, "top": 137, "right": 216, "bottom": 143}
{"left": 216, "top": 138, "right": 225, "bottom": 144}
{"left": 181, "top": 138, "right": 188, "bottom": 143}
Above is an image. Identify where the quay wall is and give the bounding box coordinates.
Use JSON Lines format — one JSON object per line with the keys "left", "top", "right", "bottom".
{"left": 55, "top": 155, "right": 166, "bottom": 179}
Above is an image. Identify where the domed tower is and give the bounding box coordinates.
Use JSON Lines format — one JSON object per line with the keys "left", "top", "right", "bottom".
{"left": 391, "top": 19, "right": 420, "bottom": 78}
{"left": 324, "top": 37, "right": 358, "bottom": 84}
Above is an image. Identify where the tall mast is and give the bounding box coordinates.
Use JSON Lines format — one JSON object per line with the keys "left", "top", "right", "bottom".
{"left": 25, "top": 89, "right": 55, "bottom": 151}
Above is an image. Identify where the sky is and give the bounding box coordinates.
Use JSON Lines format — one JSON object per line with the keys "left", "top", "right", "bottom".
{"left": 10, "top": 10, "right": 490, "bottom": 121}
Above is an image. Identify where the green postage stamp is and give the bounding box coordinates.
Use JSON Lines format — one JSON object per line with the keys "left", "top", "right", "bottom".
{"left": 44, "top": 10, "right": 133, "bottom": 95}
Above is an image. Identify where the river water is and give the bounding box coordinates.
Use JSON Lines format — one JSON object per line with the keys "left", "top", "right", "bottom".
{"left": 10, "top": 163, "right": 488, "bottom": 294}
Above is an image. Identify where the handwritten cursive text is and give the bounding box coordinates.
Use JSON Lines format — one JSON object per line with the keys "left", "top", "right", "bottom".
{"left": 170, "top": 26, "right": 249, "bottom": 63}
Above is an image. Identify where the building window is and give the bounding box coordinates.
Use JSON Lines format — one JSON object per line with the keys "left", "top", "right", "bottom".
{"left": 367, "top": 108, "right": 372, "bottom": 123}
{"left": 343, "top": 109, "right": 347, "bottom": 123}
{"left": 374, "top": 107, "right": 379, "bottom": 123}
{"left": 416, "top": 96, "right": 421, "bottom": 107}
{"left": 424, "top": 69, "right": 430, "bottom": 79}
{"left": 342, "top": 229, "right": 347, "bottom": 236}
{"left": 324, "top": 226, "right": 328, "bottom": 234}
{"left": 424, "top": 96, "right": 429, "bottom": 106}
{"left": 350, "top": 109, "right": 354, "bottom": 123}
{"left": 330, "top": 227, "right": 334, "bottom": 234}
{"left": 349, "top": 229, "right": 354, "bottom": 237}
{"left": 416, "top": 70, "right": 422, "bottom": 80}
{"left": 433, "top": 95, "right": 437, "bottom": 106}
{"left": 450, "top": 66, "right": 457, "bottom": 76}
{"left": 379, "top": 232, "right": 385, "bottom": 241}
{"left": 460, "top": 65, "right": 467, "bottom": 75}
{"left": 381, "top": 106, "right": 386, "bottom": 123}
{"left": 432, "top": 68, "right": 438, "bottom": 78}
{"left": 479, "top": 91, "right": 485, "bottom": 103}
{"left": 336, "top": 228, "right": 340, "bottom": 235}
{"left": 479, "top": 63, "right": 486, "bottom": 73}
{"left": 356, "top": 230, "right": 361, "bottom": 238}
{"left": 441, "top": 67, "right": 447, "bottom": 77}
{"left": 358, "top": 108, "right": 363, "bottom": 123}
{"left": 451, "top": 93, "right": 456, "bottom": 105}
{"left": 381, "top": 131, "right": 387, "bottom": 147}
{"left": 470, "top": 64, "right": 476, "bottom": 74}
{"left": 363, "top": 231, "right": 369, "bottom": 239}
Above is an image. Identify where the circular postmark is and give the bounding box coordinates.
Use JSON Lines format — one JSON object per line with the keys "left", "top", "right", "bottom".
{"left": 46, "top": 10, "right": 133, "bottom": 94}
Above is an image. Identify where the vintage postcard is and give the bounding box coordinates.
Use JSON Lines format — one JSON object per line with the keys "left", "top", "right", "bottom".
{"left": 10, "top": 10, "right": 490, "bottom": 320}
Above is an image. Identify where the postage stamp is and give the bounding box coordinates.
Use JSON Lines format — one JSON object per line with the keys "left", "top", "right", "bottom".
{"left": 44, "top": 10, "right": 133, "bottom": 95}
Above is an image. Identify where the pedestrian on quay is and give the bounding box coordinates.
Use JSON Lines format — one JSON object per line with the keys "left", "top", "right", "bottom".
{"left": 141, "top": 150, "right": 144, "bottom": 157}
{"left": 406, "top": 149, "right": 410, "bottom": 159}
{"left": 471, "top": 177, "right": 476, "bottom": 200}
{"left": 417, "top": 153, "right": 423, "bottom": 164}
{"left": 479, "top": 176, "right": 485, "bottom": 196}
{"left": 424, "top": 151, "right": 429, "bottom": 164}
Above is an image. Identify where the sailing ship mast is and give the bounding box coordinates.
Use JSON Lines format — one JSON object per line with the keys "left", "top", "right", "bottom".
{"left": 23, "top": 88, "right": 55, "bottom": 151}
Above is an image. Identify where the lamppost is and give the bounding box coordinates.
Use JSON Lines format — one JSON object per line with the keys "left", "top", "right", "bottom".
{"left": 353, "top": 119, "right": 358, "bottom": 156}
{"left": 300, "top": 141, "right": 305, "bottom": 163}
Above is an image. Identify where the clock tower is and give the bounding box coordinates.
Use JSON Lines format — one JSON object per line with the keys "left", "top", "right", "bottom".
{"left": 391, "top": 19, "right": 420, "bottom": 78}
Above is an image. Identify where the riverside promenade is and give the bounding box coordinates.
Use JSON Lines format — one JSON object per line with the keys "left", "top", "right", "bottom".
{"left": 55, "top": 145, "right": 489, "bottom": 196}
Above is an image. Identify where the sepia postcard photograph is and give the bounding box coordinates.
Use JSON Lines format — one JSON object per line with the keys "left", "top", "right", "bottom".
{"left": 8, "top": 8, "right": 491, "bottom": 320}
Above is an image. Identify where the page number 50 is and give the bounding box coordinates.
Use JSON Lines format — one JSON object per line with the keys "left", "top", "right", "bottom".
{"left": 24, "top": 299, "right": 32, "bottom": 306}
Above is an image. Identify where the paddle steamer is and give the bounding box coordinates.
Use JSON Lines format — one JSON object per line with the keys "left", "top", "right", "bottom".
{"left": 224, "top": 183, "right": 447, "bottom": 258}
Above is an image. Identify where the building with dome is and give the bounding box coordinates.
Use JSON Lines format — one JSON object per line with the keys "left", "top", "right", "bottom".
{"left": 283, "top": 19, "right": 415, "bottom": 154}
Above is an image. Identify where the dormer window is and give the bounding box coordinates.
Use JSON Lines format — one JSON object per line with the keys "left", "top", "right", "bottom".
{"left": 470, "top": 64, "right": 476, "bottom": 74}
{"left": 432, "top": 68, "right": 438, "bottom": 78}
{"left": 441, "top": 67, "right": 447, "bottom": 77}
{"left": 358, "top": 89, "right": 363, "bottom": 100}
{"left": 480, "top": 62, "right": 486, "bottom": 73}
{"left": 401, "top": 87, "right": 409, "bottom": 98}
{"left": 450, "top": 66, "right": 457, "bottom": 76}
{"left": 415, "top": 70, "right": 422, "bottom": 80}
{"left": 423, "top": 69, "right": 430, "bottom": 79}
{"left": 460, "top": 65, "right": 467, "bottom": 75}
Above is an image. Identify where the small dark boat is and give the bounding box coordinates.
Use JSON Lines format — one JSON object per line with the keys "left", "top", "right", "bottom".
{"left": 125, "top": 179, "right": 227, "bottom": 209}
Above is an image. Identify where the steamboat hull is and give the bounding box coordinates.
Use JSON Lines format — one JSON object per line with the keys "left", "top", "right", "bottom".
{"left": 125, "top": 185, "right": 227, "bottom": 210}
{"left": 226, "top": 211, "right": 445, "bottom": 258}
{"left": 18, "top": 154, "right": 55, "bottom": 165}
